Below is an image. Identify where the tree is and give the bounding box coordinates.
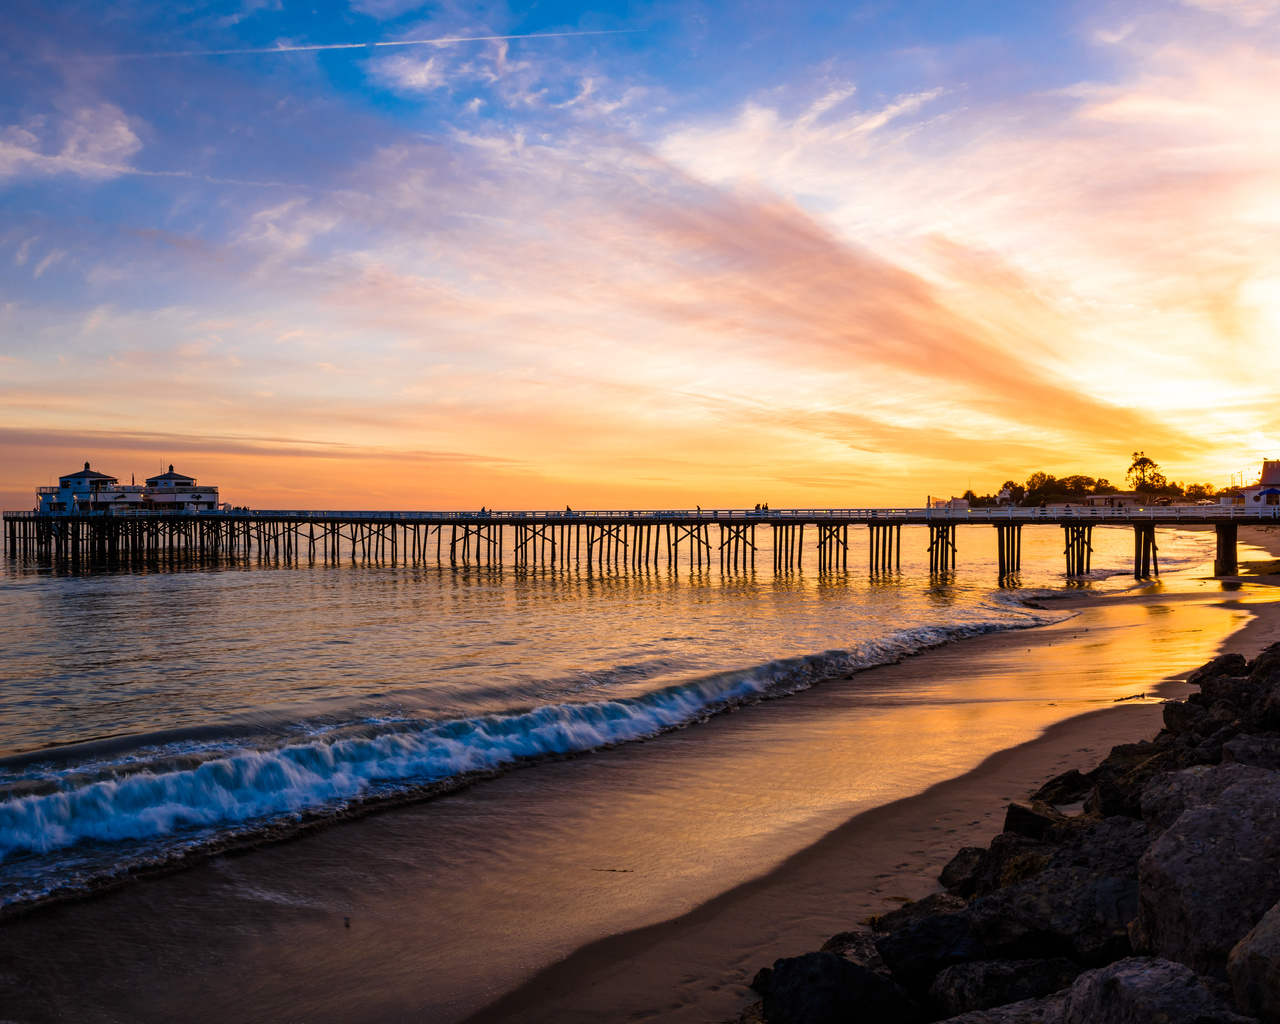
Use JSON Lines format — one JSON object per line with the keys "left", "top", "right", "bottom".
{"left": 1025, "top": 471, "right": 1056, "bottom": 493}
{"left": 1127, "top": 452, "right": 1161, "bottom": 490}
{"left": 1184, "top": 482, "right": 1216, "bottom": 501}
{"left": 1058, "top": 475, "right": 1097, "bottom": 497}
{"left": 1001, "top": 480, "right": 1025, "bottom": 504}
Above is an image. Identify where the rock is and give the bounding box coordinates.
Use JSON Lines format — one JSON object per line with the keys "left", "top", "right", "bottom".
{"left": 1250, "top": 643, "right": 1280, "bottom": 685}
{"left": 1084, "top": 777, "right": 1137, "bottom": 818}
{"left": 761, "top": 951, "right": 921, "bottom": 1024}
{"left": 1135, "top": 772, "right": 1280, "bottom": 974}
{"left": 1139, "top": 763, "right": 1273, "bottom": 832}
{"left": 937, "top": 993, "right": 1067, "bottom": 1023}
{"left": 1004, "top": 803, "right": 1061, "bottom": 841}
{"left": 1200, "top": 675, "right": 1255, "bottom": 706}
{"left": 1164, "top": 699, "right": 1210, "bottom": 735}
{"left": 973, "top": 834, "right": 1055, "bottom": 895}
{"left": 874, "top": 912, "right": 986, "bottom": 991}
{"left": 1043, "top": 815, "right": 1150, "bottom": 878}
{"left": 967, "top": 868, "right": 1137, "bottom": 964}
{"left": 1223, "top": 734, "right": 1280, "bottom": 771}
{"left": 749, "top": 966, "right": 772, "bottom": 994}
{"left": 736, "top": 1000, "right": 766, "bottom": 1024}
{"left": 1057, "top": 956, "right": 1257, "bottom": 1023}
{"left": 1189, "top": 653, "right": 1249, "bottom": 688}
{"left": 873, "top": 893, "right": 969, "bottom": 934}
{"left": 1229, "top": 899, "right": 1280, "bottom": 1023}
{"left": 820, "top": 930, "right": 892, "bottom": 977}
{"left": 929, "top": 959, "right": 1082, "bottom": 1017}
{"left": 1189, "top": 723, "right": 1244, "bottom": 766}
{"left": 941, "top": 847, "right": 988, "bottom": 895}
{"left": 1031, "top": 770, "right": 1091, "bottom": 806}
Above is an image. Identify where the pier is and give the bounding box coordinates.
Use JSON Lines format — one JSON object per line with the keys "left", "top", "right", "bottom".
{"left": 4, "top": 505, "right": 1275, "bottom": 578}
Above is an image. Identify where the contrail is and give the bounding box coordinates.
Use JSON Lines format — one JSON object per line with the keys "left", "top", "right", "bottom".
{"left": 107, "top": 29, "right": 634, "bottom": 60}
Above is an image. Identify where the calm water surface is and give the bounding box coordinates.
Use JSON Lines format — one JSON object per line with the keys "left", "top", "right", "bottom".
{"left": 0, "top": 523, "right": 1233, "bottom": 908}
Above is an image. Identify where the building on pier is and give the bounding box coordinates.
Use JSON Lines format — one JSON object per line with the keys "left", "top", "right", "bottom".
{"left": 1238, "top": 461, "right": 1280, "bottom": 508}
{"left": 143, "top": 466, "right": 221, "bottom": 511}
{"left": 36, "top": 463, "right": 145, "bottom": 514}
{"left": 34, "top": 462, "right": 223, "bottom": 513}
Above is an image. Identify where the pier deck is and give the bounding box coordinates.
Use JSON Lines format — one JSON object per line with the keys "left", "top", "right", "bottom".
{"left": 4, "top": 505, "right": 1276, "bottom": 578}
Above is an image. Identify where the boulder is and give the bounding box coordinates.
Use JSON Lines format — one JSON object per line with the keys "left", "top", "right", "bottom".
{"left": 736, "top": 1001, "right": 766, "bottom": 1024}
{"left": 973, "top": 834, "right": 1055, "bottom": 895}
{"left": 1229, "top": 899, "right": 1280, "bottom": 1023}
{"left": 820, "top": 930, "right": 892, "bottom": 977}
{"left": 1056, "top": 956, "right": 1256, "bottom": 1023}
{"left": 1164, "top": 699, "right": 1210, "bottom": 736}
{"left": 1188, "top": 653, "right": 1249, "bottom": 688}
{"left": 1223, "top": 734, "right": 1280, "bottom": 772}
{"left": 941, "top": 847, "right": 988, "bottom": 896}
{"left": 966, "top": 867, "right": 1137, "bottom": 964}
{"left": 874, "top": 893, "right": 969, "bottom": 934}
{"left": 1199, "top": 675, "right": 1255, "bottom": 707}
{"left": 1139, "top": 763, "right": 1273, "bottom": 832}
{"left": 1031, "top": 770, "right": 1091, "bottom": 807}
{"left": 1004, "top": 803, "right": 1062, "bottom": 841}
{"left": 1046, "top": 816, "right": 1151, "bottom": 877}
{"left": 1249, "top": 643, "right": 1280, "bottom": 685}
{"left": 929, "top": 959, "right": 1081, "bottom": 1017}
{"left": 874, "top": 912, "right": 986, "bottom": 991}
{"left": 937, "top": 993, "right": 1067, "bottom": 1023}
{"left": 1135, "top": 772, "right": 1280, "bottom": 974}
{"left": 761, "top": 951, "right": 921, "bottom": 1024}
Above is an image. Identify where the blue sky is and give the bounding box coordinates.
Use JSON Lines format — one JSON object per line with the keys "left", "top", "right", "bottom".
{"left": 2, "top": 0, "right": 1278, "bottom": 508}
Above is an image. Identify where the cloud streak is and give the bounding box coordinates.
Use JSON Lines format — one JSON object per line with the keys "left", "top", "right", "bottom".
{"left": 103, "top": 30, "right": 638, "bottom": 61}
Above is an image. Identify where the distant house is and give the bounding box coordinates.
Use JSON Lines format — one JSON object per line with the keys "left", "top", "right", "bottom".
{"left": 144, "top": 466, "right": 220, "bottom": 512}
{"left": 929, "top": 496, "right": 970, "bottom": 510}
{"left": 36, "top": 463, "right": 145, "bottom": 514}
{"left": 1236, "top": 461, "right": 1280, "bottom": 508}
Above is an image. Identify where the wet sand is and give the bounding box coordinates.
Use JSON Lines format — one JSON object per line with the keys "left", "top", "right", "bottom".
{"left": 1, "top": 571, "right": 1278, "bottom": 1023}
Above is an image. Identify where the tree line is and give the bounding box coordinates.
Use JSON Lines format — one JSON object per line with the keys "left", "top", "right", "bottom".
{"left": 961, "top": 453, "right": 1222, "bottom": 508}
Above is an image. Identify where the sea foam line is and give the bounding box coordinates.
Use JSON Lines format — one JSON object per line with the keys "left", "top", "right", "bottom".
{"left": 0, "top": 609, "right": 1062, "bottom": 872}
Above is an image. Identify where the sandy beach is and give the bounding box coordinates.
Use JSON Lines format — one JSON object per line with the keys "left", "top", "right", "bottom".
{"left": 2, "top": 543, "right": 1279, "bottom": 1023}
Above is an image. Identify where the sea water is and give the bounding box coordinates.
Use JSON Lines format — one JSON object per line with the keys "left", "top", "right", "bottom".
{"left": 0, "top": 523, "right": 1227, "bottom": 909}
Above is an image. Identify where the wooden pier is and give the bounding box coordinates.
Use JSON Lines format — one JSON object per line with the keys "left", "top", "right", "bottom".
{"left": 4, "top": 506, "right": 1275, "bottom": 579}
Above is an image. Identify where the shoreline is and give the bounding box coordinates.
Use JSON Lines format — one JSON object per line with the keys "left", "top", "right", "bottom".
{"left": 0, "top": 570, "right": 1273, "bottom": 1022}
{"left": 461, "top": 582, "right": 1280, "bottom": 1024}
{"left": 0, "top": 601, "right": 1078, "bottom": 923}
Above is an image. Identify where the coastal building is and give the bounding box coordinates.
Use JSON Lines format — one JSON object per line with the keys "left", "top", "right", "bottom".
{"left": 34, "top": 463, "right": 223, "bottom": 513}
{"left": 1236, "top": 460, "right": 1280, "bottom": 508}
{"left": 36, "top": 463, "right": 145, "bottom": 514}
{"left": 143, "top": 466, "right": 220, "bottom": 511}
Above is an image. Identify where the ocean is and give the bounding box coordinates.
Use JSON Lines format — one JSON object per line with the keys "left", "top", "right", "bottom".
{"left": 0, "top": 521, "right": 1228, "bottom": 915}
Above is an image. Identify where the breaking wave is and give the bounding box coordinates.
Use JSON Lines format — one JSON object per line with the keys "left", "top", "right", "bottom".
{"left": 0, "top": 607, "right": 1065, "bottom": 909}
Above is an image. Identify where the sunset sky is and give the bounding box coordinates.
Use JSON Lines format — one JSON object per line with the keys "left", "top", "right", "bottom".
{"left": 2, "top": 0, "right": 1279, "bottom": 510}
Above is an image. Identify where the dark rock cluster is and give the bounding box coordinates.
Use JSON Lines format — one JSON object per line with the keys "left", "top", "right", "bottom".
{"left": 739, "top": 644, "right": 1280, "bottom": 1023}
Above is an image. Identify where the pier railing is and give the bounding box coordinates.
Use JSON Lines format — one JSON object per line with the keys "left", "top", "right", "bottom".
{"left": 6, "top": 505, "right": 1278, "bottom": 523}
{"left": 5, "top": 504, "right": 1276, "bottom": 577}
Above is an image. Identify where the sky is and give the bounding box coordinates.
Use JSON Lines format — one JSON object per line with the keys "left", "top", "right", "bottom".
{"left": 2, "top": 0, "right": 1279, "bottom": 510}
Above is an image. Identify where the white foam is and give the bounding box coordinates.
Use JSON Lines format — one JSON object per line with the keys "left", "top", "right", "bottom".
{"left": 0, "top": 611, "right": 1059, "bottom": 893}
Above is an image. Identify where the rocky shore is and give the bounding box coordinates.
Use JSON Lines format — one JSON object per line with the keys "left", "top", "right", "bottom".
{"left": 740, "top": 644, "right": 1280, "bottom": 1024}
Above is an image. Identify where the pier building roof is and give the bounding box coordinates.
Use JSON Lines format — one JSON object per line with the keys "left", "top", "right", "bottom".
{"left": 145, "top": 465, "right": 196, "bottom": 484}
{"left": 59, "top": 462, "right": 117, "bottom": 485}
